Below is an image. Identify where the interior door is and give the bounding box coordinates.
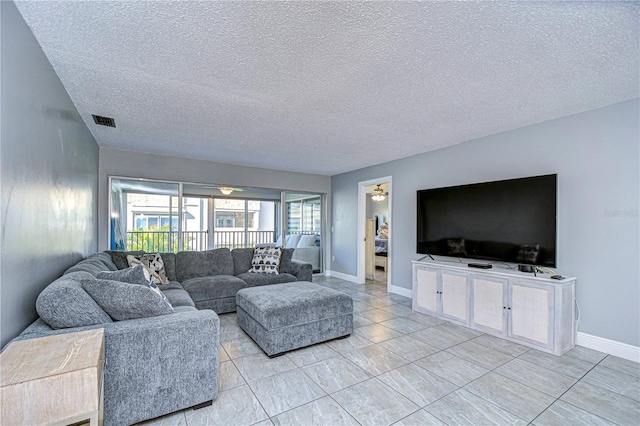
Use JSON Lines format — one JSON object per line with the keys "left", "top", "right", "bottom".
{"left": 365, "top": 219, "right": 375, "bottom": 279}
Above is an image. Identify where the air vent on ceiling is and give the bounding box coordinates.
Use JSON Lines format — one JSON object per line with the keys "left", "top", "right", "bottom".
{"left": 92, "top": 114, "right": 116, "bottom": 127}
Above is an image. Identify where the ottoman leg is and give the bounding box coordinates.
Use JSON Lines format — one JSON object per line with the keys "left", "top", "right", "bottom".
{"left": 192, "top": 400, "right": 213, "bottom": 410}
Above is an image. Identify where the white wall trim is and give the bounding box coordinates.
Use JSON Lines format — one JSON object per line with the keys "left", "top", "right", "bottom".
{"left": 577, "top": 332, "right": 640, "bottom": 363}
{"left": 389, "top": 285, "right": 412, "bottom": 298}
{"left": 325, "top": 269, "right": 361, "bottom": 284}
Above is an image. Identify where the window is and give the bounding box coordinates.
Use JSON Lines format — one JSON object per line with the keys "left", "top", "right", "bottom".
{"left": 133, "top": 213, "right": 178, "bottom": 230}
{"left": 215, "top": 211, "right": 254, "bottom": 228}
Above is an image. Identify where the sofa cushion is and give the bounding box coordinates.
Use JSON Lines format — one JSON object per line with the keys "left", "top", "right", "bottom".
{"left": 89, "top": 252, "right": 119, "bottom": 271}
{"left": 163, "top": 289, "right": 196, "bottom": 308}
{"left": 248, "top": 246, "right": 282, "bottom": 275}
{"left": 36, "top": 277, "right": 113, "bottom": 329}
{"left": 181, "top": 275, "right": 247, "bottom": 301}
{"left": 236, "top": 272, "right": 297, "bottom": 287}
{"left": 176, "top": 248, "right": 234, "bottom": 281}
{"left": 278, "top": 248, "right": 295, "bottom": 274}
{"left": 106, "top": 250, "right": 146, "bottom": 270}
{"left": 232, "top": 248, "right": 255, "bottom": 276}
{"left": 157, "top": 281, "right": 185, "bottom": 291}
{"left": 63, "top": 258, "right": 112, "bottom": 276}
{"left": 82, "top": 278, "right": 174, "bottom": 321}
{"left": 159, "top": 252, "right": 177, "bottom": 282}
{"left": 96, "top": 265, "right": 151, "bottom": 285}
{"left": 173, "top": 305, "right": 198, "bottom": 313}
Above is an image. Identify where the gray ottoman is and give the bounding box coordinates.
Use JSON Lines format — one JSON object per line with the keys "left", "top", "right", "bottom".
{"left": 236, "top": 281, "right": 353, "bottom": 357}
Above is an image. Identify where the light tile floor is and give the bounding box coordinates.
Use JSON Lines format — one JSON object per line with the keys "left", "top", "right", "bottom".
{"left": 139, "top": 275, "right": 640, "bottom": 426}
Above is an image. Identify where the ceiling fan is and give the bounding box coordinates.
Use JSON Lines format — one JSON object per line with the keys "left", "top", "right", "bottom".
{"left": 202, "top": 186, "right": 246, "bottom": 196}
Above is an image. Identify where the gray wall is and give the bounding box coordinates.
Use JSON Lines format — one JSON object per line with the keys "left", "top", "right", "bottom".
{"left": 1, "top": 2, "right": 99, "bottom": 347}
{"left": 98, "top": 147, "right": 332, "bottom": 250}
{"left": 331, "top": 99, "right": 639, "bottom": 347}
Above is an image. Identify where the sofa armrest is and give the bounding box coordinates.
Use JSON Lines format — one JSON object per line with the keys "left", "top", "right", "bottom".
{"left": 103, "top": 310, "right": 219, "bottom": 425}
{"left": 11, "top": 311, "right": 220, "bottom": 426}
{"left": 290, "top": 259, "right": 313, "bottom": 282}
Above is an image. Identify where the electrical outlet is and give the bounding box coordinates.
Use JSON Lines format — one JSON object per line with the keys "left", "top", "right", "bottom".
{"left": 332, "top": 256, "right": 336, "bottom": 262}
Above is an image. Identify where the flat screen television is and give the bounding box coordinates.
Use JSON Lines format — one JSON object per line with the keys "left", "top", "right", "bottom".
{"left": 417, "top": 174, "right": 557, "bottom": 267}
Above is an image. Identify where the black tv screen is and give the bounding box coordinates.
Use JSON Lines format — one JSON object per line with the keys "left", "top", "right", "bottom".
{"left": 417, "top": 174, "right": 557, "bottom": 267}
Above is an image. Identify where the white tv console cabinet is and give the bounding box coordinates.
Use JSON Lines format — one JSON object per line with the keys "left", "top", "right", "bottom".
{"left": 412, "top": 260, "right": 576, "bottom": 356}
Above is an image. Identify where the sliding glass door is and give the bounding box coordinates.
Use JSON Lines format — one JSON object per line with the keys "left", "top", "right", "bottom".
{"left": 109, "top": 178, "right": 324, "bottom": 271}
{"left": 211, "top": 198, "right": 277, "bottom": 249}
{"left": 110, "top": 178, "right": 180, "bottom": 252}
{"left": 283, "top": 193, "right": 323, "bottom": 272}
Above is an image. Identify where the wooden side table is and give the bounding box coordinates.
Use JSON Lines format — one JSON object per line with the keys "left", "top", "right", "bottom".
{"left": 1, "top": 329, "right": 105, "bottom": 426}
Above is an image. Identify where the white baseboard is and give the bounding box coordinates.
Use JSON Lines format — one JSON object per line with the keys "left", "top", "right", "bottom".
{"left": 325, "top": 270, "right": 361, "bottom": 284}
{"left": 389, "top": 285, "right": 412, "bottom": 298}
{"left": 577, "top": 332, "right": 640, "bottom": 363}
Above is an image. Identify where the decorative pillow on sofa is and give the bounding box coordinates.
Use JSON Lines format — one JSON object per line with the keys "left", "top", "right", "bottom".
{"left": 127, "top": 253, "right": 169, "bottom": 284}
{"left": 516, "top": 244, "right": 540, "bottom": 264}
{"left": 447, "top": 238, "right": 468, "bottom": 256}
{"left": 248, "top": 246, "right": 282, "bottom": 275}
{"left": 81, "top": 278, "right": 174, "bottom": 321}
{"left": 96, "top": 265, "right": 151, "bottom": 286}
{"left": 36, "top": 276, "right": 113, "bottom": 329}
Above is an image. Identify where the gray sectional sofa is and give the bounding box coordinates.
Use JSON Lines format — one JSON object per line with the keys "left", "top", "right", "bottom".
{"left": 5, "top": 247, "right": 312, "bottom": 426}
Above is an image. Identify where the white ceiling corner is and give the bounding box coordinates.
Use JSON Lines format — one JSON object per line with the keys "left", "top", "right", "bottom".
{"left": 15, "top": 1, "right": 640, "bottom": 176}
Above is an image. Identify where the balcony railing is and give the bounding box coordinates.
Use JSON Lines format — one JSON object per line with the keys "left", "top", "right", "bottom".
{"left": 126, "top": 230, "right": 280, "bottom": 252}
{"left": 213, "top": 230, "right": 276, "bottom": 249}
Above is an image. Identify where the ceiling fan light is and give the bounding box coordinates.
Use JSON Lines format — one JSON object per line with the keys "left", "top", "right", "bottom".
{"left": 219, "top": 187, "right": 234, "bottom": 195}
{"left": 372, "top": 184, "right": 386, "bottom": 201}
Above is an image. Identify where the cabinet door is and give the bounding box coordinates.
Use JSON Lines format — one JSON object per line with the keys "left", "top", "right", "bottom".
{"left": 441, "top": 272, "right": 469, "bottom": 323}
{"left": 471, "top": 276, "right": 507, "bottom": 335}
{"left": 413, "top": 266, "right": 439, "bottom": 316}
{"left": 509, "top": 281, "right": 554, "bottom": 349}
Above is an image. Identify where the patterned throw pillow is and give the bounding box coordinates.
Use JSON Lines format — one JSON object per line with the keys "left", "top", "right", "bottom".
{"left": 248, "top": 246, "right": 282, "bottom": 275}
{"left": 127, "top": 253, "right": 169, "bottom": 284}
{"left": 146, "top": 280, "right": 173, "bottom": 309}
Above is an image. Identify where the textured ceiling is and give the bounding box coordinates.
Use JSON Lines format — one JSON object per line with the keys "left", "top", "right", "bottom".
{"left": 15, "top": 1, "right": 639, "bottom": 176}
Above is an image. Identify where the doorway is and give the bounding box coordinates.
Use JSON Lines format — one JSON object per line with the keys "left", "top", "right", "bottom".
{"left": 357, "top": 176, "right": 392, "bottom": 291}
